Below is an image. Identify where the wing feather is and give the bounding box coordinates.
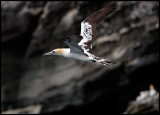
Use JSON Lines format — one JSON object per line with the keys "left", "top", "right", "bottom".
{"left": 64, "top": 36, "right": 86, "bottom": 55}
{"left": 78, "top": 3, "right": 118, "bottom": 57}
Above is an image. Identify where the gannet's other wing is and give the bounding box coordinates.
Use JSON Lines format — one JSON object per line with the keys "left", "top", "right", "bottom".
{"left": 64, "top": 36, "right": 85, "bottom": 55}
{"left": 78, "top": 3, "right": 117, "bottom": 57}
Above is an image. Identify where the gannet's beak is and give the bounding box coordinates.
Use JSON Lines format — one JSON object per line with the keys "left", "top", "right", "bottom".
{"left": 43, "top": 50, "right": 55, "bottom": 55}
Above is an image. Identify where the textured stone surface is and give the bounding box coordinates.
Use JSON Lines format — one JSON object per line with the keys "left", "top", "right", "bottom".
{"left": 1, "top": 1, "right": 159, "bottom": 114}
{"left": 124, "top": 85, "right": 159, "bottom": 114}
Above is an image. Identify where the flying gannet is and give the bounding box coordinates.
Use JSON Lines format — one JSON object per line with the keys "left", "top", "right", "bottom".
{"left": 44, "top": 3, "right": 118, "bottom": 66}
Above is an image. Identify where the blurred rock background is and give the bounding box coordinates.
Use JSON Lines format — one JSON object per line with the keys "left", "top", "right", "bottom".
{"left": 1, "top": 1, "right": 159, "bottom": 114}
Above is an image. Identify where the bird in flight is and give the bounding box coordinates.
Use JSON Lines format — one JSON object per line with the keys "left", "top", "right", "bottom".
{"left": 44, "top": 3, "right": 118, "bottom": 66}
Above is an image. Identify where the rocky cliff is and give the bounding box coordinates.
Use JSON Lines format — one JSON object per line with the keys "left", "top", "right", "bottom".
{"left": 1, "top": 1, "right": 159, "bottom": 114}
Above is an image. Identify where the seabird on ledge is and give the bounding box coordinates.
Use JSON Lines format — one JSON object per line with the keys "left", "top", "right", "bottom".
{"left": 44, "top": 3, "right": 118, "bottom": 66}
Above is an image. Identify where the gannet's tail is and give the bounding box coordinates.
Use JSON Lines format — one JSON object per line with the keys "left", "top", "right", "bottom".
{"left": 93, "top": 56, "right": 116, "bottom": 66}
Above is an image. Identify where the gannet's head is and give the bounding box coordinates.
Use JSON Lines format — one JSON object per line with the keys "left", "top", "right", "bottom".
{"left": 44, "top": 49, "right": 63, "bottom": 56}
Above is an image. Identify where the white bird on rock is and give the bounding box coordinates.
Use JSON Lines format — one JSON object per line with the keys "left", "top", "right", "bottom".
{"left": 44, "top": 3, "right": 118, "bottom": 66}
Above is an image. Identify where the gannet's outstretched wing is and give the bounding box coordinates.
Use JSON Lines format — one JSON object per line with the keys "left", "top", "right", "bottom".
{"left": 64, "top": 3, "right": 117, "bottom": 65}
{"left": 64, "top": 36, "right": 85, "bottom": 55}
{"left": 78, "top": 3, "right": 117, "bottom": 57}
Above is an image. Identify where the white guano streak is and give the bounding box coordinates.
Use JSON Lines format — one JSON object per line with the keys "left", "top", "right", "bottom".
{"left": 78, "top": 22, "right": 93, "bottom": 57}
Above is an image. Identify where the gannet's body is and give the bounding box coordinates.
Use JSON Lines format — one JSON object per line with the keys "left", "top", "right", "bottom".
{"left": 51, "top": 48, "right": 93, "bottom": 62}
{"left": 44, "top": 3, "right": 118, "bottom": 66}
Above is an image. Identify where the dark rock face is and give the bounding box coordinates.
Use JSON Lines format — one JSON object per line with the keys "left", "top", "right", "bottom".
{"left": 1, "top": 1, "right": 159, "bottom": 114}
